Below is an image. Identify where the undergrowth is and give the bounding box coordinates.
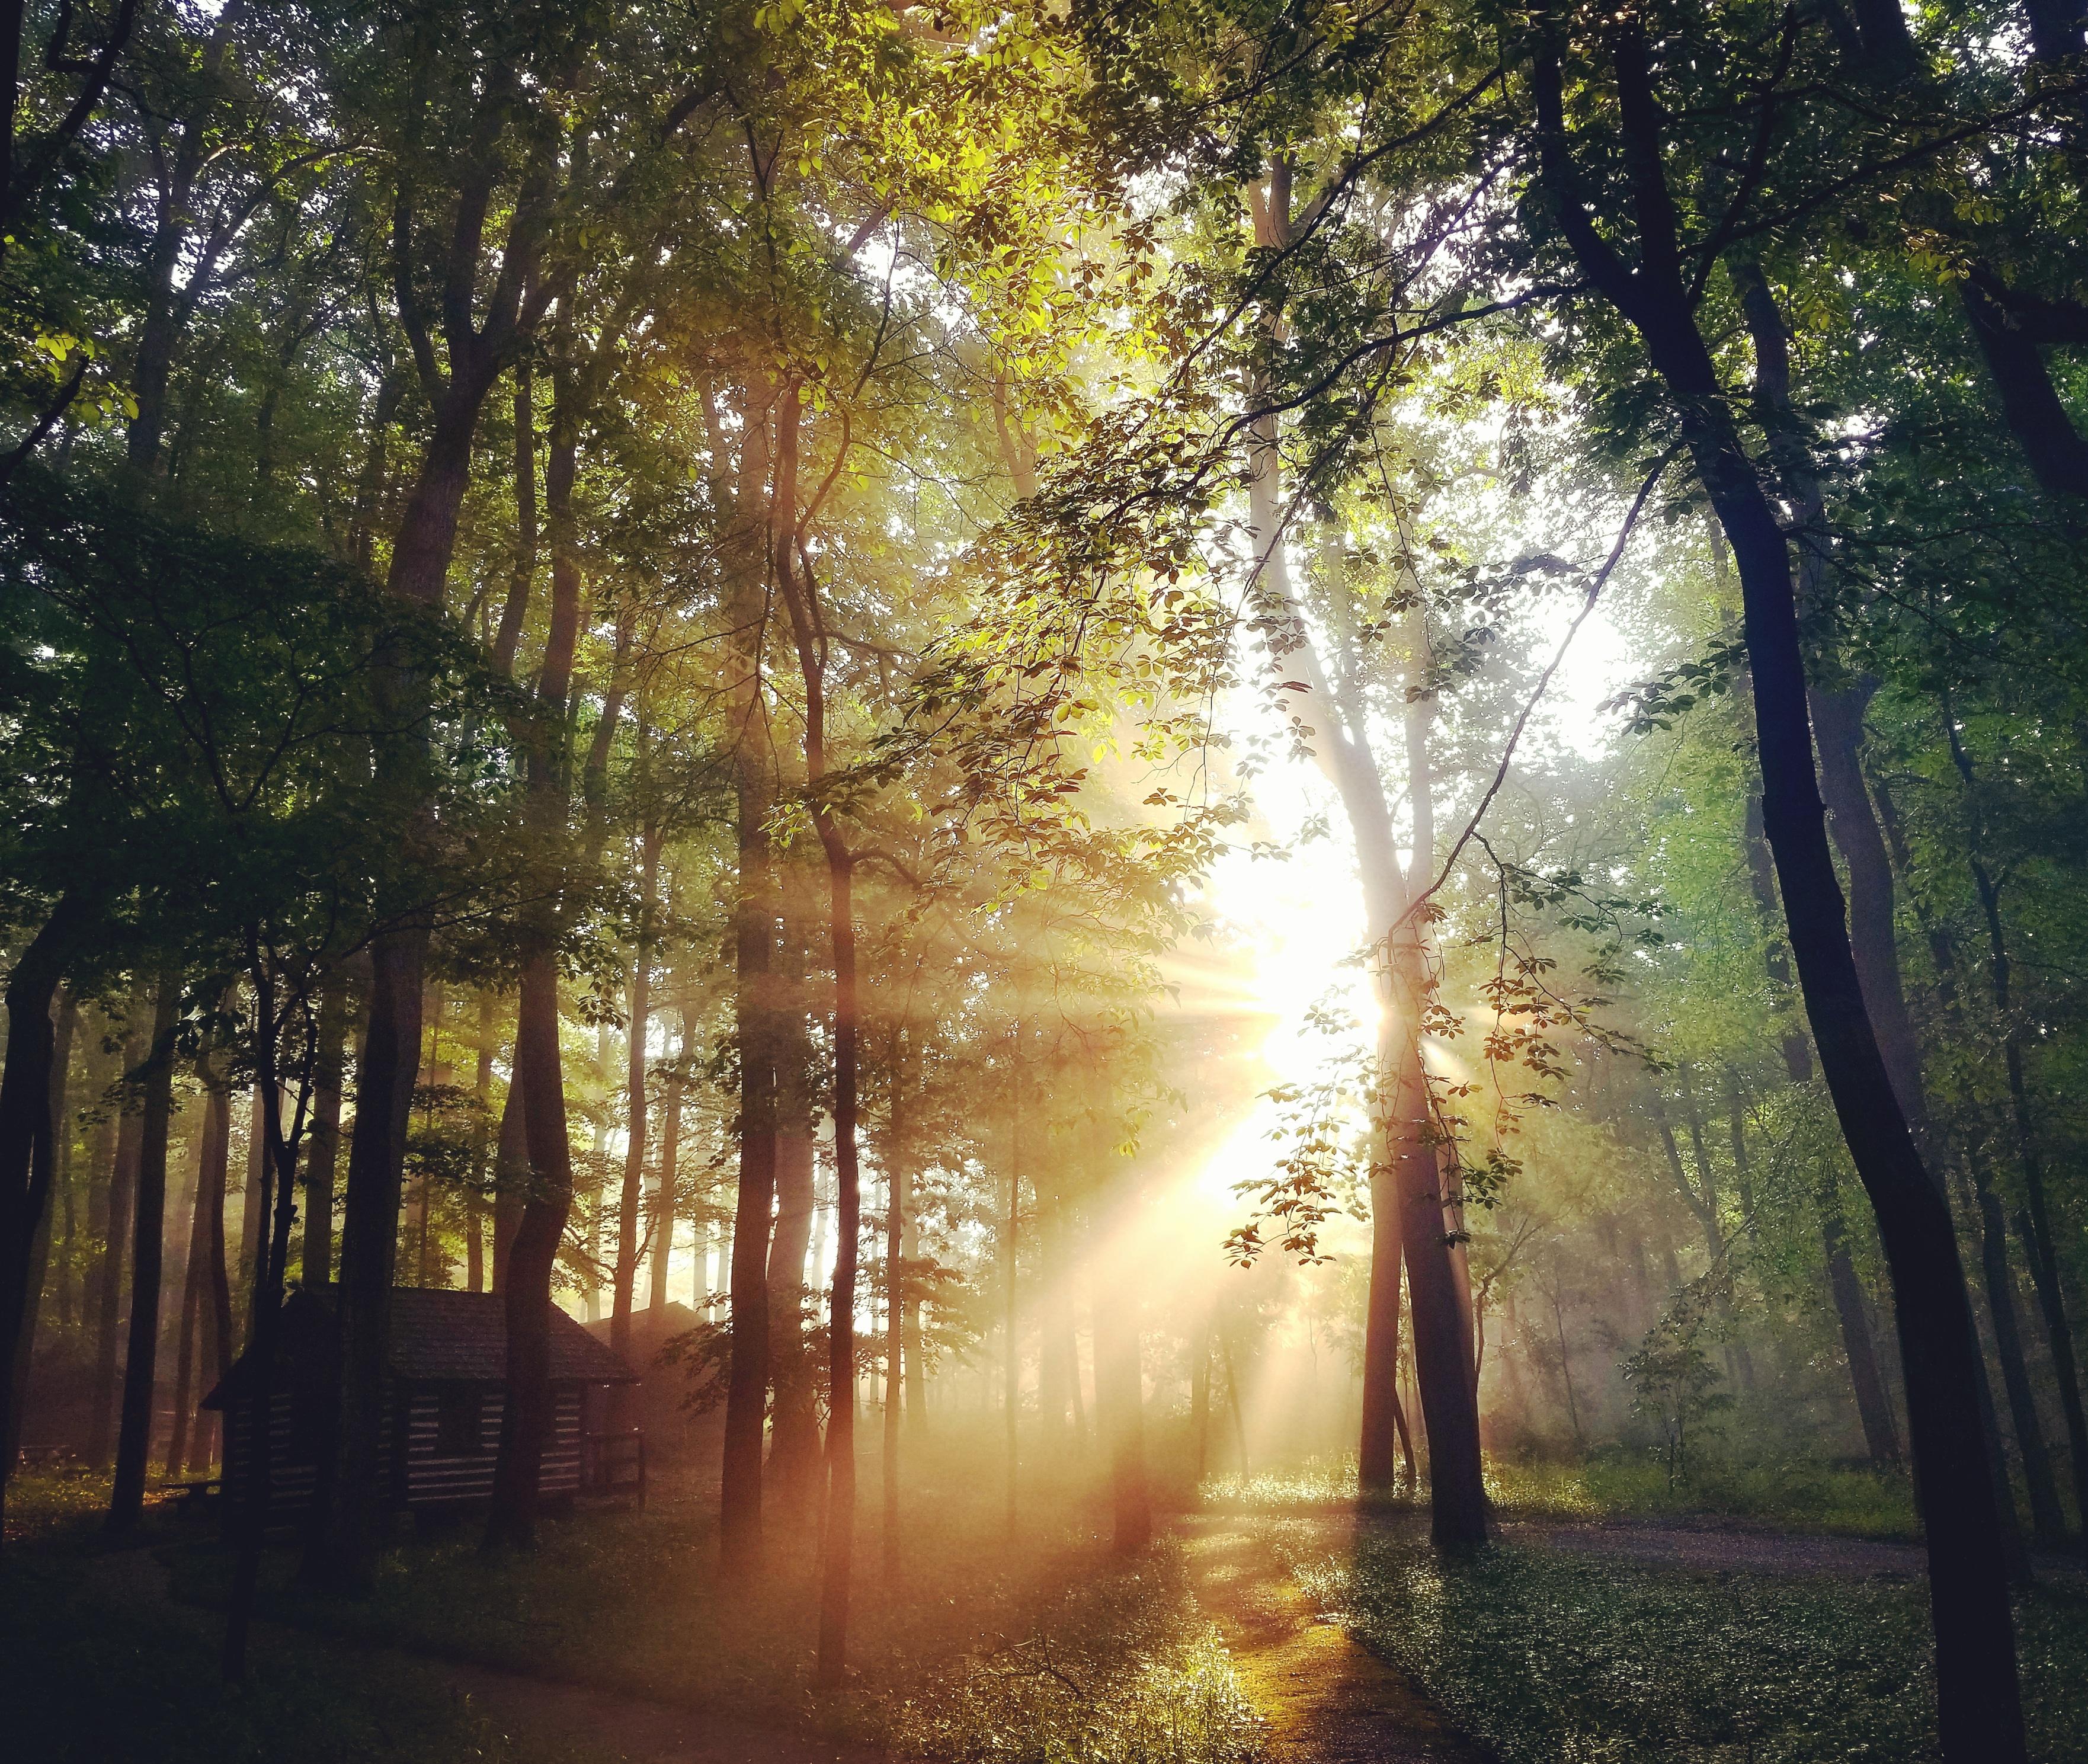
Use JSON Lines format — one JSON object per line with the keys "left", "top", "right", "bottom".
{"left": 1204, "top": 1449, "right": 1920, "bottom": 1538}
{"left": 1258, "top": 1514, "right": 2088, "bottom": 1763}
{"left": 885, "top": 1542, "right": 1264, "bottom": 1763}
{"left": 165, "top": 1453, "right": 1261, "bottom": 1764}
{"left": 0, "top": 1544, "right": 577, "bottom": 1764}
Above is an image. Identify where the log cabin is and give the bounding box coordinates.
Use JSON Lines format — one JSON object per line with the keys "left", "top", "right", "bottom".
{"left": 203, "top": 1286, "right": 642, "bottom": 1520}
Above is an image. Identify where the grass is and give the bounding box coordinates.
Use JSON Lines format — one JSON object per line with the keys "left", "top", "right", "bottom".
{"left": 0, "top": 1511, "right": 582, "bottom": 1764}
{"left": 157, "top": 1441, "right": 1263, "bottom": 1764}
{"left": 1203, "top": 1448, "right": 1922, "bottom": 1538}
{"left": 1256, "top": 1512, "right": 2088, "bottom": 1763}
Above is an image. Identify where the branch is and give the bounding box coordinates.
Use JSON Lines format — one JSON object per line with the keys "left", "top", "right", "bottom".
{"left": 1395, "top": 444, "right": 1679, "bottom": 934}
{"left": 0, "top": 351, "right": 87, "bottom": 485}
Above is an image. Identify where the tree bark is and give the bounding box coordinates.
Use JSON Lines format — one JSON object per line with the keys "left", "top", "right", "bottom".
{"left": 1968, "top": 1145, "right": 2067, "bottom": 1544}
{"left": 303, "top": 976, "right": 347, "bottom": 1288}
{"left": 88, "top": 997, "right": 148, "bottom": 1468}
{"left": 466, "top": 991, "right": 494, "bottom": 1295}
{"left": 611, "top": 826, "right": 658, "bottom": 1361}
{"left": 483, "top": 332, "right": 588, "bottom": 1550}
{"left": 164, "top": 1066, "right": 221, "bottom": 1481}
{"left": 1816, "top": 1170, "right": 1904, "bottom": 1464}
{"left": 1535, "top": 34, "right": 2025, "bottom": 1751}
{"left": 766, "top": 859, "right": 822, "bottom": 1515}
{"left": 0, "top": 895, "right": 89, "bottom": 1522}
{"left": 1093, "top": 1266, "right": 1151, "bottom": 1555}
{"left": 2, "top": 989, "right": 72, "bottom": 1482}
{"left": 107, "top": 978, "right": 178, "bottom": 1533}
{"left": 648, "top": 1006, "right": 683, "bottom": 1318}
{"left": 719, "top": 373, "right": 782, "bottom": 1580}
{"left": 882, "top": 1025, "right": 908, "bottom": 1575}
{"left": 719, "top": 750, "right": 777, "bottom": 1579}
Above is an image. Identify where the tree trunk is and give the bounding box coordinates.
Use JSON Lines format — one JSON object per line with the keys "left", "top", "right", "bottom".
{"left": 1389, "top": 975, "right": 1488, "bottom": 1542}
{"left": 302, "top": 976, "right": 347, "bottom": 1288}
{"left": 467, "top": 992, "right": 494, "bottom": 1295}
{"left": 482, "top": 948, "right": 573, "bottom": 1550}
{"left": 1093, "top": 1267, "right": 1150, "bottom": 1555}
{"left": 88, "top": 1001, "right": 148, "bottom": 1468}
{"left": 1968, "top": 1147, "right": 2067, "bottom": 1544}
{"left": 1003, "top": 1026, "right": 1021, "bottom": 1534}
{"left": 492, "top": 1054, "right": 526, "bottom": 1291}
{"left": 814, "top": 829, "right": 862, "bottom": 1689}
{"left": 611, "top": 829, "right": 656, "bottom": 1362}
{"left": 108, "top": 978, "right": 178, "bottom": 1533}
{"left": 484, "top": 343, "right": 589, "bottom": 1551}
{"left": 1359, "top": 1145, "right": 1407, "bottom": 1490}
{"left": 225, "top": 977, "right": 319, "bottom": 1679}
{"left": 1535, "top": 34, "right": 2026, "bottom": 1749}
{"left": 767, "top": 855, "right": 822, "bottom": 1515}
{"left": 303, "top": 936, "right": 422, "bottom": 1589}
{"left": 2, "top": 989, "right": 72, "bottom": 1484}
{"left": 719, "top": 751, "right": 778, "bottom": 1579}
{"left": 882, "top": 1027, "right": 908, "bottom": 1575}
{"left": 648, "top": 1015, "right": 682, "bottom": 1317}
{"left": 1816, "top": 1170, "right": 1903, "bottom": 1464}
{"left": 164, "top": 1071, "right": 221, "bottom": 1481}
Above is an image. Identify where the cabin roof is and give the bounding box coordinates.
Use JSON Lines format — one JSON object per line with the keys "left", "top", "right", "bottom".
{"left": 202, "top": 1286, "right": 636, "bottom": 1408}
{"left": 385, "top": 1288, "right": 636, "bottom": 1385}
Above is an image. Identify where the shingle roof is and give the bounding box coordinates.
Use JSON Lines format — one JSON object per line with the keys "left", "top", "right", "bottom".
{"left": 200, "top": 1286, "right": 636, "bottom": 1408}
{"left": 386, "top": 1288, "right": 637, "bottom": 1385}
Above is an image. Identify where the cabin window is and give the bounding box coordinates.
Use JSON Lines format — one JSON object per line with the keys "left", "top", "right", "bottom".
{"left": 434, "top": 1387, "right": 488, "bottom": 1457}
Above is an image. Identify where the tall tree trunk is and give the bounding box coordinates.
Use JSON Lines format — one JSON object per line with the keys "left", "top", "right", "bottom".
{"left": 193, "top": 1063, "right": 233, "bottom": 1475}
{"left": 882, "top": 1025, "right": 908, "bottom": 1576}
{"left": 1093, "top": 1264, "right": 1151, "bottom": 1555}
{"left": 302, "top": 977, "right": 347, "bottom": 1288}
{"left": 719, "top": 751, "right": 777, "bottom": 1579}
{"left": 88, "top": 1000, "right": 148, "bottom": 1468}
{"left": 1743, "top": 728, "right": 1900, "bottom": 1455}
{"left": 1241, "top": 171, "right": 1481, "bottom": 1527}
{"left": 492, "top": 1055, "right": 526, "bottom": 1291}
{"left": 1535, "top": 38, "right": 2025, "bottom": 1748}
{"left": 467, "top": 992, "right": 494, "bottom": 1295}
{"left": 1359, "top": 1142, "right": 1407, "bottom": 1490}
{"left": 225, "top": 972, "right": 318, "bottom": 1679}
{"left": 483, "top": 343, "right": 587, "bottom": 1552}
{"left": 611, "top": 825, "right": 658, "bottom": 1361}
{"left": 770, "top": 383, "right": 865, "bottom": 1681}
{"left": 3, "top": 990, "right": 72, "bottom": 1483}
{"left": 241, "top": 1084, "right": 270, "bottom": 1326}
{"left": 1967, "top": 1143, "right": 2067, "bottom": 1544}
{"left": 482, "top": 952, "right": 572, "bottom": 1550}
{"left": 1816, "top": 1170, "right": 1903, "bottom": 1464}
{"left": 767, "top": 862, "right": 821, "bottom": 1515}
{"left": 1003, "top": 1026, "right": 1021, "bottom": 1536}
{"left": 647, "top": 1008, "right": 683, "bottom": 1318}
{"left": 305, "top": 939, "right": 422, "bottom": 1589}
{"left": 164, "top": 1070, "right": 220, "bottom": 1481}
{"left": 108, "top": 978, "right": 178, "bottom": 1532}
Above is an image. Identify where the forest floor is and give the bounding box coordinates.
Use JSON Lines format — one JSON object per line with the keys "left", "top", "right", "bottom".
{"left": 1250, "top": 1502, "right": 2088, "bottom": 1763}
{"left": 1177, "top": 1511, "right": 1492, "bottom": 1763}
{"left": 12, "top": 1452, "right": 2088, "bottom": 1762}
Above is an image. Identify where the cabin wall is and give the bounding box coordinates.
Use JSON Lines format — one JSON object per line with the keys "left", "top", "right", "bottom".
{"left": 400, "top": 1385, "right": 583, "bottom": 1505}
{"left": 223, "top": 1383, "right": 585, "bottom": 1513}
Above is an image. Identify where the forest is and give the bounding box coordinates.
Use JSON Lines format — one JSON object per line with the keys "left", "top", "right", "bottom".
{"left": 1, "top": 1, "right": 2086, "bottom": 1760}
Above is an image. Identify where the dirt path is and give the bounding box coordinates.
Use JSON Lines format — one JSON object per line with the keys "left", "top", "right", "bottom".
{"left": 1176, "top": 1514, "right": 1494, "bottom": 1764}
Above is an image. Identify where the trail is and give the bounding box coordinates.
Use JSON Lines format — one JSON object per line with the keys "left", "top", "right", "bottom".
{"left": 1177, "top": 1513, "right": 1494, "bottom": 1764}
